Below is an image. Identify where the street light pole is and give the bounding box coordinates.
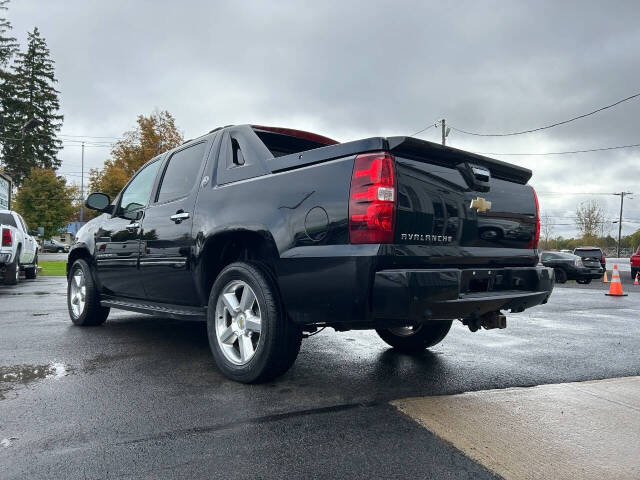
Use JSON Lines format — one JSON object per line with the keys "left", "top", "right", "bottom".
{"left": 80, "top": 141, "right": 85, "bottom": 222}
{"left": 614, "top": 191, "right": 633, "bottom": 257}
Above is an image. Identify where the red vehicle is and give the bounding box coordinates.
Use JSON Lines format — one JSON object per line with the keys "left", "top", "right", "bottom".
{"left": 631, "top": 246, "right": 640, "bottom": 280}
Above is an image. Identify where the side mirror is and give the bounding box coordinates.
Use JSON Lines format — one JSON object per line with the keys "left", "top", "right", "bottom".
{"left": 29, "top": 230, "right": 38, "bottom": 236}
{"left": 86, "top": 192, "right": 112, "bottom": 212}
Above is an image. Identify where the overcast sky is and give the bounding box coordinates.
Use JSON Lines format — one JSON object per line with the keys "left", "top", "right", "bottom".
{"left": 7, "top": 0, "right": 640, "bottom": 237}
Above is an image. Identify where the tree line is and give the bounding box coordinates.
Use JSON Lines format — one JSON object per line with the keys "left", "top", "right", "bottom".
{"left": 0, "top": 1, "right": 182, "bottom": 237}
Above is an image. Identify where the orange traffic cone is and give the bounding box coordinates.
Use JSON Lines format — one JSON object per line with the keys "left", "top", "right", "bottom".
{"left": 634, "top": 273, "right": 639, "bottom": 286}
{"left": 605, "top": 264, "right": 627, "bottom": 296}
{"left": 603, "top": 271, "right": 609, "bottom": 283}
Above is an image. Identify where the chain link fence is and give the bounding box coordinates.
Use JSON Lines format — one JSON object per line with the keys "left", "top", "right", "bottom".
{"left": 602, "top": 247, "right": 634, "bottom": 258}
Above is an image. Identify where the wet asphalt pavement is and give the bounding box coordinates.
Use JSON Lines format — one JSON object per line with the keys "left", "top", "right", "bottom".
{"left": 1, "top": 276, "right": 639, "bottom": 479}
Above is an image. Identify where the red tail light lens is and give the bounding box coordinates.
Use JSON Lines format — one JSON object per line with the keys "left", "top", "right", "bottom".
{"left": 1, "top": 228, "right": 12, "bottom": 247}
{"left": 527, "top": 186, "right": 540, "bottom": 249}
{"left": 349, "top": 152, "right": 396, "bottom": 244}
{"left": 601, "top": 255, "right": 606, "bottom": 265}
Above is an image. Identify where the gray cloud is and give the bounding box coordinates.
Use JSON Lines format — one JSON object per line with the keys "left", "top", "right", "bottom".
{"left": 8, "top": 0, "right": 640, "bottom": 236}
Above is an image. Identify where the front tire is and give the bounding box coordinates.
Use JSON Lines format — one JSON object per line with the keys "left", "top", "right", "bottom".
{"left": 67, "top": 259, "right": 110, "bottom": 326}
{"left": 207, "top": 262, "right": 302, "bottom": 383}
{"left": 25, "top": 254, "right": 38, "bottom": 280}
{"left": 376, "top": 321, "right": 453, "bottom": 353}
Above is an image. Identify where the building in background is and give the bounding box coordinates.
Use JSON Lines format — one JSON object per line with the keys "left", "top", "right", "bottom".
{"left": 57, "top": 221, "right": 86, "bottom": 246}
{"left": 0, "top": 170, "right": 11, "bottom": 210}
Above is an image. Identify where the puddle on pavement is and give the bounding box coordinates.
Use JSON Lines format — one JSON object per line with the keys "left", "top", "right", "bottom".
{"left": 0, "top": 362, "right": 72, "bottom": 399}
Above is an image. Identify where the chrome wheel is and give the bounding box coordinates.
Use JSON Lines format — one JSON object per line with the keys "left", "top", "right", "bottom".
{"left": 387, "top": 326, "right": 423, "bottom": 337}
{"left": 69, "top": 269, "right": 86, "bottom": 318}
{"left": 214, "top": 280, "right": 262, "bottom": 366}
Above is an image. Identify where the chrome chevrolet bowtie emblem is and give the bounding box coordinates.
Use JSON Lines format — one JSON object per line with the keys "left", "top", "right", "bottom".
{"left": 470, "top": 197, "right": 492, "bottom": 213}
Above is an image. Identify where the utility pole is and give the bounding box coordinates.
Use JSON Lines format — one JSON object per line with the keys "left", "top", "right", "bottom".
{"left": 614, "top": 191, "right": 633, "bottom": 257}
{"left": 80, "top": 142, "right": 85, "bottom": 222}
{"left": 441, "top": 118, "right": 446, "bottom": 146}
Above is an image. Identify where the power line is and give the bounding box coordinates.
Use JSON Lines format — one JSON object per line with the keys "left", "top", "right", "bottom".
{"left": 410, "top": 120, "right": 441, "bottom": 137}
{"left": 449, "top": 91, "right": 640, "bottom": 137}
{"left": 475, "top": 142, "right": 640, "bottom": 156}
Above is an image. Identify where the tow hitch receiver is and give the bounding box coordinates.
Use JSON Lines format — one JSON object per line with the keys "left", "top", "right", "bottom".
{"left": 463, "top": 311, "right": 507, "bottom": 332}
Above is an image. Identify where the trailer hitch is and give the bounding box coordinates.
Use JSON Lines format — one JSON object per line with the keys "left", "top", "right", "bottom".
{"left": 463, "top": 311, "right": 507, "bottom": 332}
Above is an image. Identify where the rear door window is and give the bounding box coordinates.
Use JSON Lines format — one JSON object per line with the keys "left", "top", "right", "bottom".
{"left": 156, "top": 142, "right": 207, "bottom": 203}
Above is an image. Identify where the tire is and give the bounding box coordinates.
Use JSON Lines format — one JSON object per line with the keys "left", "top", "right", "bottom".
{"left": 554, "top": 268, "right": 567, "bottom": 284}
{"left": 3, "top": 247, "right": 20, "bottom": 285}
{"left": 67, "top": 259, "right": 110, "bottom": 326}
{"left": 25, "top": 253, "right": 38, "bottom": 280}
{"left": 576, "top": 278, "right": 592, "bottom": 285}
{"left": 207, "top": 261, "right": 302, "bottom": 383}
{"left": 376, "top": 321, "right": 453, "bottom": 353}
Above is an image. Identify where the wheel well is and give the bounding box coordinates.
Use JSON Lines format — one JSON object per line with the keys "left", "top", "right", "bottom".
{"left": 67, "top": 248, "right": 92, "bottom": 277}
{"left": 199, "top": 231, "right": 278, "bottom": 300}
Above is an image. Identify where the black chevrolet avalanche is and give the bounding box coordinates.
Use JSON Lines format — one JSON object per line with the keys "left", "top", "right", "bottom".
{"left": 67, "top": 125, "right": 554, "bottom": 383}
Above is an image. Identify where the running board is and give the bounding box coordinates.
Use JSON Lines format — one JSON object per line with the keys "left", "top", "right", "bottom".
{"left": 100, "top": 297, "right": 206, "bottom": 321}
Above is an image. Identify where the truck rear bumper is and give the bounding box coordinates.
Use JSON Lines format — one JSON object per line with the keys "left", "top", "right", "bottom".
{"left": 373, "top": 267, "right": 554, "bottom": 323}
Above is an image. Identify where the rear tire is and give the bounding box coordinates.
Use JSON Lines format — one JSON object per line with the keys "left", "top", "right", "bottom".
{"left": 67, "top": 259, "right": 110, "bottom": 326}
{"left": 3, "top": 247, "right": 20, "bottom": 285}
{"left": 25, "top": 254, "right": 38, "bottom": 280}
{"left": 554, "top": 268, "right": 567, "bottom": 284}
{"left": 576, "top": 278, "right": 591, "bottom": 285}
{"left": 207, "top": 261, "right": 302, "bottom": 383}
{"left": 376, "top": 321, "right": 452, "bottom": 353}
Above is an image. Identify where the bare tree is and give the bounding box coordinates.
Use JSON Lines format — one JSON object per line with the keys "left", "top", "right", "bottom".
{"left": 575, "top": 200, "right": 606, "bottom": 243}
{"left": 540, "top": 213, "right": 555, "bottom": 250}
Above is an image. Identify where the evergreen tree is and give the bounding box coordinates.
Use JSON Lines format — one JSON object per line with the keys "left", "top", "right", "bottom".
{"left": 2, "top": 27, "right": 63, "bottom": 185}
{"left": 0, "top": 0, "right": 19, "bottom": 149}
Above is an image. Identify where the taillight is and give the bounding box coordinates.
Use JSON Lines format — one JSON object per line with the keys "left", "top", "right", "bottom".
{"left": 1, "top": 228, "right": 12, "bottom": 247}
{"left": 349, "top": 152, "right": 396, "bottom": 244}
{"left": 527, "top": 186, "right": 540, "bottom": 249}
{"left": 601, "top": 255, "right": 606, "bottom": 265}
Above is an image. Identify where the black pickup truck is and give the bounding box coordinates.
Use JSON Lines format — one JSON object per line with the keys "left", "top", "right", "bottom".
{"left": 69, "top": 125, "right": 554, "bottom": 382}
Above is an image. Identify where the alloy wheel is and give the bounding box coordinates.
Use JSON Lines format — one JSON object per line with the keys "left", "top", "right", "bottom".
{"left": 69, "top": 269, "right": 86, "bottom": 318}
{"left": 215, "top": 280, "right": 262, "bottom": 365}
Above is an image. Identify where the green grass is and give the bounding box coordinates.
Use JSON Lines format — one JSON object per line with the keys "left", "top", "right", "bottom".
{"left": 39, "top": 260, "right": 67, "bottom": 276}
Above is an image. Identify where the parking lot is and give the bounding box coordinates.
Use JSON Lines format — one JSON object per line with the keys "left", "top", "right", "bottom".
{"left": 1, "top": 276, "right": 639, "bottom": 479}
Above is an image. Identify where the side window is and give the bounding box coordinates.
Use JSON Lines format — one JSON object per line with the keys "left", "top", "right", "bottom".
{"left": 156, "top": 142, "right": 207, "bottom": 203}
{"left": 119, "top": 160, "right": 161, "bottom": 215}
{"left": 17, "top": 214, "right": 27, "bottom": 232}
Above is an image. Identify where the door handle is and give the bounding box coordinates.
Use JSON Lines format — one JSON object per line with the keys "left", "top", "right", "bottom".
{"left": 126, "top": 222, "right": 140, "bottom": 232}
{"left": 170, "top": 212, "right": 190, "bottom": 223}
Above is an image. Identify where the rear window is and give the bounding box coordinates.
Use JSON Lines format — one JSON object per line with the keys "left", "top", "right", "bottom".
{"left": 253, "top": 126, "right": 338, "bottom": 158}
{"left": 574, "top": 249, "right": 602, "bottom": 258}
{"left": 0, "top": 213, "right": 17, "bottom": 227}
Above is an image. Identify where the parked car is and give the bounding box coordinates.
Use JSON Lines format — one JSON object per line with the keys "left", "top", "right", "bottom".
{"left": 42, "top": 238, "right": 69, "bottom": 253}
{"left": 68, "top": 124, "right": 554, "bottom": 383}
{"left": 631, "top": 246, "right": 640, "bottom": 280}
{"left": 572, "top": 247, "right": 606, "bottom": 271}
{"left": 0, "top": 209, "right": 39, "bottom": 284}
{"left": 540, "top": 251, "right": 602, "bottom": 284}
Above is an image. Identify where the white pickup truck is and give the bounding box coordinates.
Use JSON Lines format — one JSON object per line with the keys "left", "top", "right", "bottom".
{"left": 0, "top": 209, "right": 39, "bottom": 285}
